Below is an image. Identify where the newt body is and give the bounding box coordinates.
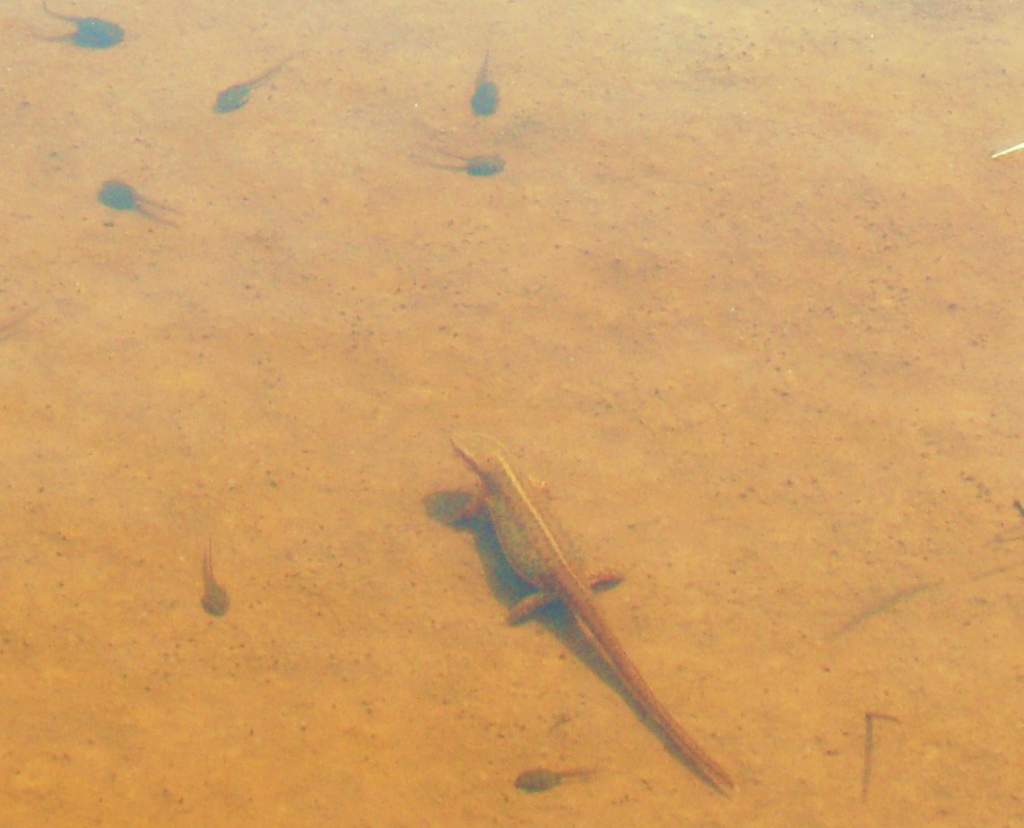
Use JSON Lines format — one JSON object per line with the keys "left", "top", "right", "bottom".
{"left": 451, "top": 432, "right": 733, "bottom": 793}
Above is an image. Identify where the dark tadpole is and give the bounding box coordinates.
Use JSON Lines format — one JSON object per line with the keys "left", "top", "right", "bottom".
{"left": 514, "top": 767, "right": 595, "bottom": 793}
{"left": 422, "top": 151, "right": 505, "bottom": 177}
{"left": 201, "top": 542, "right": 230, "bottom": 617}
{"left": 214, "top": 57, "right": 292, "bottom": 114}
{"left": 39, "top": 3, "right": 123, "bottom": 49}
{"left": 470, "top": 50, "right": 499, "bottom": 116}
{"left": 98, "top": 180, "right": 179, "bottom": 226}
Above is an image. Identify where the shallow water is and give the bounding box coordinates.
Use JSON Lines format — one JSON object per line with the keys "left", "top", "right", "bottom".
{"left": 2, "top": 0, "right": 1022, "bottom": 825}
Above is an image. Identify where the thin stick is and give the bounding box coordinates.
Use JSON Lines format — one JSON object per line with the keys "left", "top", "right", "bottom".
{"left": 861, "top": 711, "right": 900, "bottom": 802}
{"left": 830, "top": 581, "right": 939, "bottom": 639}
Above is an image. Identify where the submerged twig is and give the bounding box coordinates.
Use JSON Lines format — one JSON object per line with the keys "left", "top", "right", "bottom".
{"left": 861, "top": 711, "right": 900, "bottom": 802}
{"left": 830, "top": 581, "right": 940, "bottom": 639}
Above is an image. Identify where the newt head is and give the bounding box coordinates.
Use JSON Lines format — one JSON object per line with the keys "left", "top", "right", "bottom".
{"left": 451, "top": 431, "right": 509, "bottom": 480}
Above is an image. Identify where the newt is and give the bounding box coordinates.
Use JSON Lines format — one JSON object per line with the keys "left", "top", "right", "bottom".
{"left": 451, "top": 432, "right": 734, "bottom": 794}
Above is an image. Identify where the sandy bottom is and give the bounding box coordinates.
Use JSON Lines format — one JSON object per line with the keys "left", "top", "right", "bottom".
{"left": 1, "top": 0, "right": 1022, "bottom": 825}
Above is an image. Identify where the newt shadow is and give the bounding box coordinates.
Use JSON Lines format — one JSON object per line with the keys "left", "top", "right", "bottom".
{"left": 425, "top": 490, "right": 689, "bottom": 769}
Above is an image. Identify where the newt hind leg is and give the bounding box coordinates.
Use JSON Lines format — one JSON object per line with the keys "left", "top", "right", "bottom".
{"left": 508, "top": 570, "right": 623, "bottom": 624}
